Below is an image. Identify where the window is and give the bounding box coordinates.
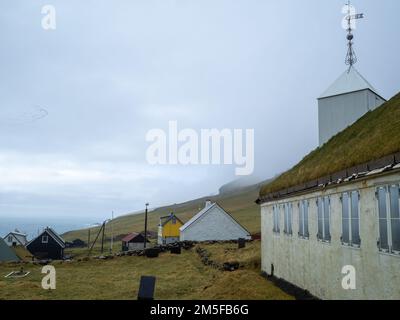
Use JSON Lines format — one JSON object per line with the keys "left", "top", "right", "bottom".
{"left": 273, "top": 205, "right": 280, "bottom": 234}
{"left": 8, "top": 236, "right": 12, "bottom": 242}
{"left": 341, "top": 191, "right": 361, "bottom": 247}
{"left": 317, "top": 196, "right": 331, "bottom": 242}
{"left": 42, "top": 235, "right": 49, "bottom": 244}
{"left": 298, "top": 200, "right": 309, "bottom": 239}
{"left": 377, "top": 185, "right": 400, "bottom": 254}
{"left": 283, "top": 203, "right": 293, "bottom": 235}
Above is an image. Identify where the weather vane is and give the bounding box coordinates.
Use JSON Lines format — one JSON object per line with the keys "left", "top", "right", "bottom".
{"left": 344, "top": 1, "right": 364, "bottom": 70}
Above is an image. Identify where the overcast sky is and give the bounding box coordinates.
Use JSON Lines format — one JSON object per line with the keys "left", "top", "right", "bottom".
{"left": 0, "top": 0, "right": 399, "bottom": 221}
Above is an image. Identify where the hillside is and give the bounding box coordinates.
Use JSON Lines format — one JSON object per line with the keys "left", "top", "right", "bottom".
{"left": 12, "top": 246, "right": 32, "bottom": 261}
{"left": 63, "top": 178, "right": 270, "bottom": 242}
{"left": 260, "top": 91, "right": 400, "bottom": 197}
{"left": 218, "top": 176, "right": 265, "bottom": 195}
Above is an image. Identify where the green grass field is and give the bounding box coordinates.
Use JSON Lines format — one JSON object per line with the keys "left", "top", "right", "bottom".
{"left": 0, "top": 241, "right": 292, "bottom": 300}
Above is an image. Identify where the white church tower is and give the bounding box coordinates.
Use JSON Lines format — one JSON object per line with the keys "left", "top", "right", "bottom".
{"left": 318, "top": 2, "right": 386, "bottom": 146}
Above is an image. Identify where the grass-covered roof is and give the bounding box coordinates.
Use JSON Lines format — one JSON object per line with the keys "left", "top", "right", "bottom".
{"left": 260, "top": 91, "right": 400, "bottom": 197}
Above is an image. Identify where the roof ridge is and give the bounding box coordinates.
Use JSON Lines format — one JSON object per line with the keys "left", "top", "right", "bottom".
{"left": 26, "top": 228, "right": 66, "bottom": 248}
{"left": 179, "top": 203, "right": 215, "bottom": 231}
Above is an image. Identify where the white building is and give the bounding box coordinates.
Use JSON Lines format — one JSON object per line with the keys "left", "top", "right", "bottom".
{"left": 258, "top": 80, "right": 400, "bottom": 299}
{"left": 258, "top": 3, "right": 399, "bottom": 299}
{"left": 180, "top": 201, "right": 251, "bottom": 242}
{"left": 3, "top": 230, "right": 28, "bottom": 247}
{"left": 318, "top": 67, "right": 385, "bottom": 146}
{"left": 259, "top": 164, "right": 400, "bottom": 300}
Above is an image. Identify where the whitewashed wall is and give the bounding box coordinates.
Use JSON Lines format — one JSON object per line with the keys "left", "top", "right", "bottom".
{"left": 261, "top": 171, "right": 400, "bottom": 300}
{"left": 180, "top": 205, "right": 251, "bottom": 241}
{"left": 3, "top": 233, "right": 27, "bottom": 247}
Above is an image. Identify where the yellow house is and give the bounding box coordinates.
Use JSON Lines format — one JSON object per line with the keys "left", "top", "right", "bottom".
{"left": 158, "top": 213, "right": 184, "bottom": 245}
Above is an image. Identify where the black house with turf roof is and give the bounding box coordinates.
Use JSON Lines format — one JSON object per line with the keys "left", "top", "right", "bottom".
{"left": 26, "top": 227, "right": 66, "bottom": 260}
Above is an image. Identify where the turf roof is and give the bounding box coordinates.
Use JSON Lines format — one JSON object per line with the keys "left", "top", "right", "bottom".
{"left": 260, "top": 91, "right": 400, "bottom": 198}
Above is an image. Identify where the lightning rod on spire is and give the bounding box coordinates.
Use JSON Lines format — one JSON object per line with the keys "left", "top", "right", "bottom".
{"left": 344, "top": 1, "right": 364, "bottom": 71}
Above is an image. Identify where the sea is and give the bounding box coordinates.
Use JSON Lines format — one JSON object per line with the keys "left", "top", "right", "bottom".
{"left": 0, "top": 216, "right": 97, "bottom": 240}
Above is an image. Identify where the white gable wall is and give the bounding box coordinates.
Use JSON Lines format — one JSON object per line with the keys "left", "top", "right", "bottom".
{"left": 4, "top": 233, "right": 27, "bottom": 247}
{"left": 180, "top": 205, "right": 251, "bottom": 241}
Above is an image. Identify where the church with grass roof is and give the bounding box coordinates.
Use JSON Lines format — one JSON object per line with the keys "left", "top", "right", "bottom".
{"left": 257, "top": 5, "right": 400, "bottom": 300}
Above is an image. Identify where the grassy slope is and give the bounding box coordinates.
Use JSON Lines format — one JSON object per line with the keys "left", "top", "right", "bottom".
{"left": 12, "top": 246, "right": 32, "bottom": 261}
{"left": 0, "top": 242, "right": 292, "bottom": 300}
{"left": 260, "top": 92, "right": 400, "bottom": 197}
{"left": 63, "top": 182, "right": 265, "bottom": 242}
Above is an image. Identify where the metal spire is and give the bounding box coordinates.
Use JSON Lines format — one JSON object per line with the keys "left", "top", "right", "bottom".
{"left": 344, "top": 1, "right": 364, "bottom": 71}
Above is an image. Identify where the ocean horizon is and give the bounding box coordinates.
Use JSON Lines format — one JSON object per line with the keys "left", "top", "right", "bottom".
{"left": 0, "top": 216, "right": 98, "bottom": 240}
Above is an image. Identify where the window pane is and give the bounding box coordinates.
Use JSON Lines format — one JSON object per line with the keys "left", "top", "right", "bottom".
{"left": 324, "top": 197, "right": 330, "bottom": 240}
{"left": 378, "top": 188, "right": 387, "bottom": 219}
{"left": 273, "top": 208, "right": 276, "bottom": 232}
{"left": 317, "top": 199, "right": 323, "bottom": 239}
{"left": 277, "top": 207, "right": 280, "bottom": 232}
{"left": 324, "top": 214, "right": 330, "bottom": 240}
{"left": 284, "top": 205, "right": 287, "bottom": 233}
{"left": 391, "top": 219, "right": 400, "bottom": 252}
{"left": 273, "top": 206, "right": 278, "bottom": 232}
{"left": 299, "top": 203, "right": 304, "bottom": 236}
{"left": 304, "top": 201, "right": 309, "bottom": 237}
{"left": 379, "top": 220, "right": 389, "bottom": 250}
{"left": 390, "top": 186, "right": 400, "bottom": 219}
{"left": 342, "top": 193, "right": 349, "bottom": 219}
{"left": 351, "top": 191, "right": 360, "bottom": 245}
{"left": 390, "top": 186, "right": 400, "bottom": 252}
{"left": 378, "top": 188, "right": 389, "bottom": 250}
{"left": 289, "top": 204, "right": 292, "bottom": 234}
{"left": 342, "top": 193, "right": 350, "bottom": 244}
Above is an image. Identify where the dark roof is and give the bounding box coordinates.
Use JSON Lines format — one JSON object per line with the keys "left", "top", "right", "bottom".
{"left": 45, "top": 228, "right": 66, "bottom": 246}
{"left": 121, "top": 232, "right": 149, "bottom": 243}
{"left": 258, "top": 91, "right": 400, "bottom": 203}
{"left": 159, "top": 213, "right": 184, "bottom": 226}
{"left": 26, "top": 227, "right": 66, "bottom": 248}
{"left": 257, "top": 159, "right": 400, "bottom": 204}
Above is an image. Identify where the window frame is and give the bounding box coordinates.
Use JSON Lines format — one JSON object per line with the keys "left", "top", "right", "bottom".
{"left": 272, "top": 205, "right": 280, "bottom": 234}
{"left": 283, "top": 203, "right": 293, "bottom": 236}
{"left": 298, "top": 199, "right": 310, "bottom": 239}
{"left": 377, "top": 185, "right": 400, "bottom": 255}
{"left": 341, "top": 190, "right": 361, "bottom": 248}
{"left": 317, "top": 196, "right": 331, "bottom": 243}
{"left": 42, "top": 235, "right": 49, "bottom": 244}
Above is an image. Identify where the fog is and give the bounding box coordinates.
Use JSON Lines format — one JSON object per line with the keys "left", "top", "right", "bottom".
{"left": 0, "top": 0, "right": 399, "bottom": 220}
